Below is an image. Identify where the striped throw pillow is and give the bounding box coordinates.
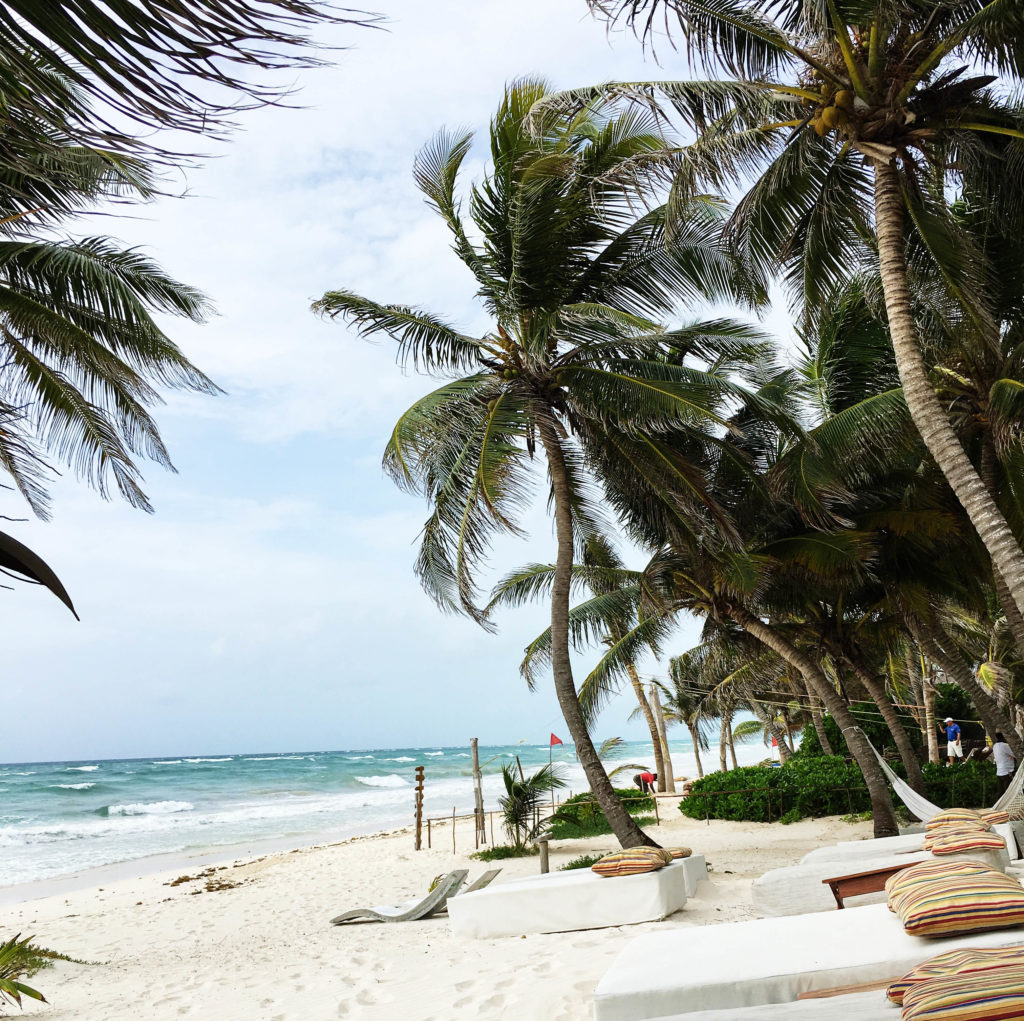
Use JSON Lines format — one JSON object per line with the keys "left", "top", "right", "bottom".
{"left": 622, "top": 846, "right": 674, "bottom": 866}
{"left": 591, "top": 848, "right": 667, "bottom": 877}
{"left": 886, "top": 860, "right": 996, "bottom": 910}
{"left": 666, "top": 847, "right": 692, "bottom": 859}
{"left": 887, "top": 946, "right": 1024, "bottom": 1005}
{"left": 982, "top": 810, "right": 1011, "bottom": 825}
{"left": 925, "top": 808, "right": 987, "bottom": 831}
{"left": 894, "top": 872, "right": 1024, "bottom": 938}
{"left": 923, "top": 824, "right": 991, "bottom": 850}
{"left": 901, "top": 965, "right": 1024, "bottom": 1019}
{"left": 930, "top": 830, "right": 1007, "bottom": 856}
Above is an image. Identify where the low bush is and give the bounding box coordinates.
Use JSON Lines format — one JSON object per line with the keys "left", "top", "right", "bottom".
{"left": 679, "top": 753, "right": 1002, "bottom": 825}
{"left": 559, "top": 854, "right": 604, "bottom": 871}
{"left": 548, "top": 788, "right": 654, "bottom": 839}
{"left": 470, "top": 844, "right": 539, "bottom": 862}
{"left": 679, "top": 756, "right": 870, "bottom": 823}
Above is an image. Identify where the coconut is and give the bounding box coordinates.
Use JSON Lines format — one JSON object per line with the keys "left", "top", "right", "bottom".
{"left": 812, "top": 117, "right": 828, "bottom": 136}
{"left": 835, "top": 89, "right": 855, "bottom": 111}
{"left": 821, "top": 106, "right": 844, "bottom": 129}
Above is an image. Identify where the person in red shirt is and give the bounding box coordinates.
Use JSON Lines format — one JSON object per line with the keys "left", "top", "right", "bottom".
{"left": 633, "top": 771, "right": 657, "bottom": 795}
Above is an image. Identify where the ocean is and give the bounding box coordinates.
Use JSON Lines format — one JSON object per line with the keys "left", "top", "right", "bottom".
{"left": 0, "top": 738, "right": 768, "bottom": 887}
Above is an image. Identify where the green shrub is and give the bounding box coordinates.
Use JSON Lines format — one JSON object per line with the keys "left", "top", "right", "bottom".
{"left": 470, "top": 844, "right": 539, "bottom": 862}
{"left": 559, "top": 853, "right": 604, "bottom": 871}
{"left": 922, "top": 759, "right": 998, "bottom": 809}
{"left": 679, "top": 756, "right": 872, "bottom": 823}
{"left": 779, "top": 808, "right": 801, "bottom": 825}
{"left": 548, "top": 787, "right": 653, "bottom": 839}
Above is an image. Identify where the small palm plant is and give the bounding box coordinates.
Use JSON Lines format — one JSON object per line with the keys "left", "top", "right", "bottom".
{"left": 498, "top": 762, "right": 566, "bottom": 849}
{"left": 0, "top": 934, "right": 45, "bottom": 1009}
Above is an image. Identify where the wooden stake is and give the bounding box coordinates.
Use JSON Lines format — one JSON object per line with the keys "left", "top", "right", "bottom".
{"left": 471, "top": 738, "right": 486, "bottom": 847}
{"left": 452, "top": 806, "right": 456, "bottom": 854}
{"left": 414, "top": 765, "right": 425, "bottom": 850}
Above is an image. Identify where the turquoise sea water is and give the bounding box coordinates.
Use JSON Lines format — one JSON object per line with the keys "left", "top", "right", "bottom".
{"left": 0, "top": 738, "right": 766, "bottom": 886}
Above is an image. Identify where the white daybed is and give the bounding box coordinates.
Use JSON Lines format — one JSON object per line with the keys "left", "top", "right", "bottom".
{"left": 646, "top": 989, "right": 894, "bottom": 1020}
{"left": 592, "top": 901, "right": 1024, "bottom": 1021}
{"left": 448, "top": 857, "right": 704, "bottom": 939}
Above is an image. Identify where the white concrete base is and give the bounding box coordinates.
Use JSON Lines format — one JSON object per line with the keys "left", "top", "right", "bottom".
{"left": 447, "top": 860, "right": 687, "bottom": 939}
{"left": 647, "top": 990, "right": 894, "bottom": 1020}
{"left": 679, "top": 854, "right": 707, "bottom": 896}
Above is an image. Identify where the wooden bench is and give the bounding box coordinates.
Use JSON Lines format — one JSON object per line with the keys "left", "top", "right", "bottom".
{"left": 821, "top": 863, "right": 909, "bottom": 909}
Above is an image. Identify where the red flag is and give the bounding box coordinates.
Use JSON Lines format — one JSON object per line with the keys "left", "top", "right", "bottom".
{"left": 550, "top": 733, "right": 563, "bottom": 746}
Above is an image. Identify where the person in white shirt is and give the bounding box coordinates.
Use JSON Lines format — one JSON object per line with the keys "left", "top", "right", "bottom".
{"left": 992, "top": 732, "right": 1016, "bottom": 795}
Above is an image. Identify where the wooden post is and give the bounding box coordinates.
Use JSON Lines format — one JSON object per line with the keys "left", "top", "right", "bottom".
{"left": 538, "top": 838, "right": 549, "bottom": 874}
{"left": 489, "top": 811, "right": 494, "bottom": 845}
{"left": 653, "top": 792, "right": 660, "bottom": 825}
{"left": 414, "top": 765, "right": 425, "bottom": 850}
{"left": 427, "top": 817, "right": 431, "bottom": 848}
{"left": 471, "top": 738, "right": 486, "bottom": 847}
{"left": 452, "top": 806, "right": 456, "bottom": 855}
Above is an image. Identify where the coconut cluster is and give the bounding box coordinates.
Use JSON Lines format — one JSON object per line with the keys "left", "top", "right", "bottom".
{"left": 804, "top": 85, "right": 856, "bottom": 137}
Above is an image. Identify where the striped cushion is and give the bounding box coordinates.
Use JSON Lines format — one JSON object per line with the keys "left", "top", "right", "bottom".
{"left": 887, "top": 946, "right": 1024, "bottom": 1005}
{"left": 622, "top": 846, "right": 674, "bottom": 866}
{"left": 591, "top": 848, "right": 667, "bottom": 877}
{"left": 925, "top": 809, "right": 987, "bottom": 832}
{"left": 923, "top": 824, "right": 991, "bottom": 850}
{"left": 666, "top": 847, "right": 692, "bottom": 859}
{"left": 982, "top": 810, "right": 1011, "bottom": 825}
{"left": 886, "top": 860, "right": 996, "bottom": 911}
{"left": 894, "top": 872, "right": 1024, "bottom": 938}
{"left": 930, "top": 830, "right": 1007, "bottom": 856}
{"left": 901, "top": 965, "right": 1024, "bottom": 1019}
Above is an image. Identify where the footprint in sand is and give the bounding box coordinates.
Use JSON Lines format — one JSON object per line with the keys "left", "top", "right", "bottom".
{"left": 454, "top": 979, "right": 473, "bottom": 992}
{"left": 355, "top": 989, "right": 376, "bottom": 1006}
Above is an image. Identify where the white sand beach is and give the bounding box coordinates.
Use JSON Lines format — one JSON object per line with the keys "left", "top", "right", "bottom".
{"left": 8, "top": 804, "right": 872, "bottom": 1021}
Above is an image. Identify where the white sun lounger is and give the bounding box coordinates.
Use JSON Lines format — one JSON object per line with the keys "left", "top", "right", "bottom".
{"left": 592, "top": 902, "right": 1024, "bottom": 1020}
{"left": 448, "top": 858, "right": 698, "bottom": 939}
{"left": 801, "top": 823, "right": 1017, "bottom": 865}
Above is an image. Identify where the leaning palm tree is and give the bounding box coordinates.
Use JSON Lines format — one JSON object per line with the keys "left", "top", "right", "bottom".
{"left": 314, "top": 78, "right": 771, "bottom": 848}
{"left": 568, "top": 0, "right": 1024, "bottom": 618}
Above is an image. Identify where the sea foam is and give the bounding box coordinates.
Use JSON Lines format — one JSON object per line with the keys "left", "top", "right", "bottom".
{"left": 355, "top": 775, "right": 407, "bottom": 788}
{"left": 67, "top": 765, "right": 99, "bottom": 772}
{"left": 105, "top": 800, "right": 194, "bottom": 816}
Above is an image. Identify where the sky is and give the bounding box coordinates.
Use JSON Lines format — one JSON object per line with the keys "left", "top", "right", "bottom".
{"left": 1, "top": 0, "right": 764, "bottom": 763}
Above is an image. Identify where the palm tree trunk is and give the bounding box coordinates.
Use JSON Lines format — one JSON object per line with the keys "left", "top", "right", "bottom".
{"left": 687, "top": 723, "right": 704, "bottom": 778}
{"left": 847, "top": 658, "right": 924, "bottom": 794}
{"left": 729, "top": 605, "right": 899, "bottom": 837}
{"left": 627, "top": 664, "right": 665, "bottom": 786}
{"left": 538, "top": 420, "right": 655, "bottom": 848}
{"left": 909, "top": 613, "right": 1024, "bottom": 758}
{"left": 793, "top": 672, "right": 834, "bottom": 755}
{"left": 873, "top": 159, "right": 1024, "bottom": 618}
{"left": 907, "top": 645, "right": 940, "bottom": 764}
{"left": 719, "top": 713, "right": 728, "bottom": 772}
{"left": 727, "top": 715, "right": 738, "bottom": 769}
{"left": 648, "top": 684, "right": 676, "bottom": 792}
{"left": 981, "top": 434, "right": 1024, "bottom": 655}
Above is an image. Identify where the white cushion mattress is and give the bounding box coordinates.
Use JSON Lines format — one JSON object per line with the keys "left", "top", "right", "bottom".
{"left": 593, "top": 902, "right": 1024, "bottom": 1021}
{"left": 648, "top": 989, "right": 894, "bottom": 1020}
{"left": 447, "top": 859, "right": 687, "bottom": 939}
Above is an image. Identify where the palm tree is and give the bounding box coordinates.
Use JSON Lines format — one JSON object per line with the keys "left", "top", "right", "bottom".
{"left": 314, "top": 79, "right": 769, "bottom": 847}
{"left": 662, "top": 667, "right": 711, "bottom": 777}
{"left": 490, "top": 554, "right": 677, "bottom": 790}
{"left": 571, "top": 0, "right": 1024, "bottom": 620}
{"left": 498, "top": 762, "right": 566, "bottom": 849}
{"left": 0, "top": 68, "right": 215, "bottom": 518}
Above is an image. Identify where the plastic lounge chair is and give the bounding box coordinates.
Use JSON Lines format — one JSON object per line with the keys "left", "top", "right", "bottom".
{"left": 330, "top": 869, "right": 468, "bottom": 925}
{"left": 434, "top": 868, "right": 502, "bottom": 915}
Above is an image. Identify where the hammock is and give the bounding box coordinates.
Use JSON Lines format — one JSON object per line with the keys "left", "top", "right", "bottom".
{"left": 862, "top": 733, "right": 1024, "bottom": 822}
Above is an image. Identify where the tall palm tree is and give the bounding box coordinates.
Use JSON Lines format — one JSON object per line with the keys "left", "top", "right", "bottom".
{"left": 489, "top": 553, "right": 678, "bottom": 789}
{"left": 314, "top": 79, "right": 770, "bottom": 847}
{"left": 567, "top": 0, "right": 1024, "bottom": 619}
{"left": 662, "top": 663, "right": 712, "bottom": 777}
